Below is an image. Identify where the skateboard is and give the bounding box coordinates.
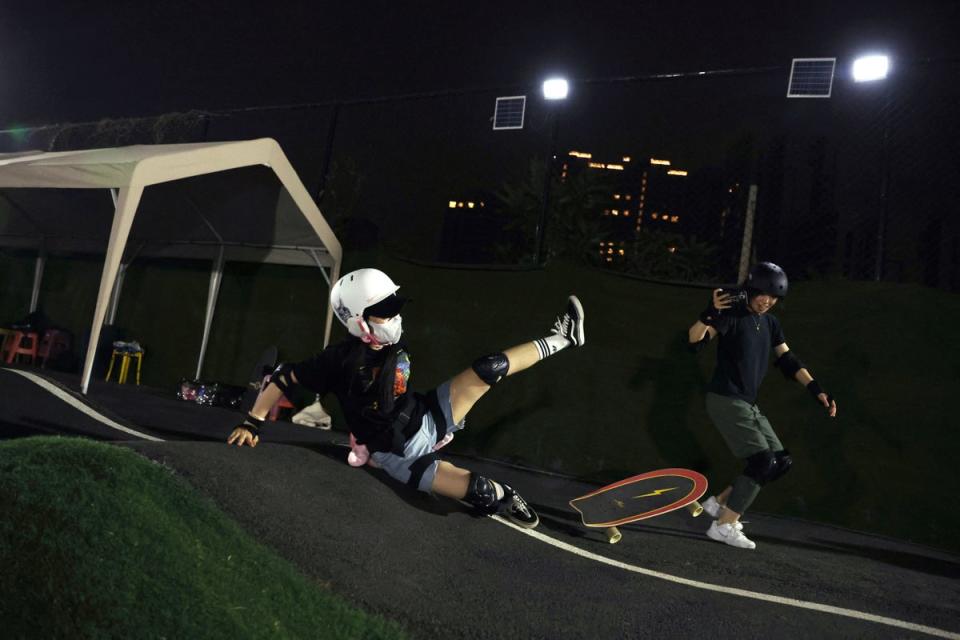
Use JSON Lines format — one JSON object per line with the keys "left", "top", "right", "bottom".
{"left": 240, "top": 346, "right": 278, "bottom": 413}
{"left": 569, "top": 468, "right": 708, "bottom": 544}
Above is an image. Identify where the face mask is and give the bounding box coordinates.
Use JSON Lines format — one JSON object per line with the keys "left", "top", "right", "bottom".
{"left": 368, "top": 314, "right": 403, "bottom": 345}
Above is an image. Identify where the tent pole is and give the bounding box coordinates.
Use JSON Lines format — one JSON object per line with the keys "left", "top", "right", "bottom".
{"left": 106, "top": 262, "right": 128, "bottom": 325}
{"left": 323, "top": 260, "right": 341, "bottom": 348}
{"left": 81, "top": 186, "right": 143, "bottom": 395}
{"left": 29, "top": 244, "right": 47, "bottom": 313}
{"left": 195, "top": 245, "right": 225, "bottom": 380}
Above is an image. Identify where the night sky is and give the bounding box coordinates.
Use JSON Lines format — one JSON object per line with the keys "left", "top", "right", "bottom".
{"left": 2, "top": 0, "right": 958, "bottom": 127}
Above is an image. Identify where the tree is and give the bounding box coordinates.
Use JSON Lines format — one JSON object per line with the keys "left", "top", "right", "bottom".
{"left": 494, "top": 160, "right": 612, "bottom": 264}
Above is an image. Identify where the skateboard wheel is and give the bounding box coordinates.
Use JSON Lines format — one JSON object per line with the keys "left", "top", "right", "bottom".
{"left": 604, "top": 527, "right": 622, "bottom": 544}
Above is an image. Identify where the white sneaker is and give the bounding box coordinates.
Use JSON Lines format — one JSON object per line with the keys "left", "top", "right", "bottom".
{"left": 552, "top": 296, "right": 586, "bottom": 347}
{"left": 707, "top": 521, "right": 756, "bottom": 549}
{"left": 702, "top": 496, "right": 724, "bottom": 518}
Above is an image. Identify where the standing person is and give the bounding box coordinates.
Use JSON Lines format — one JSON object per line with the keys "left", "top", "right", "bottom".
{"left": 227, "top": 268, "right": 586, "bottom": 529}
{"left": 688, "top": 262, "right": 837, "bottom": 549}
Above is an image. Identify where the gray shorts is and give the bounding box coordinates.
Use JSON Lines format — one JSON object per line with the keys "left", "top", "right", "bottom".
{"left": 371, "top": 379, "right": 465, "bottom": 493}
{"left": 705, "top": 392, "right": 783, "bottom": 459}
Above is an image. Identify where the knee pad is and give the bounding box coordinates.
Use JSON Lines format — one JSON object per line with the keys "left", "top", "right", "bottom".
{"left": 465, "top": 473, "right": 500, "bottom": 512}
{"left": 743, "top": 450, "right": 777, "bottom": 486}
{"left": 471, "top": 353, "right": 509, "bottom": 386}
{"left": 765, "top": 449, "right": 794, "bottom": 484}
{"left": 269, "top": 362, "right": 295, "bottom": 395}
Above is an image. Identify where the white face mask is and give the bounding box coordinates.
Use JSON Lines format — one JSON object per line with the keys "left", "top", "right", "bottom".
{"left": 368, "top": 314, "right": 403, "bottom": 346}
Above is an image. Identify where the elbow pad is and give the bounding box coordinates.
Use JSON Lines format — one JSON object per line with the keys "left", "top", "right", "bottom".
{"left": 269, "top": 362, "right": 296, "bottom": 395}
{"left": 774, "top": 351, "right": 805, "bottom": 380}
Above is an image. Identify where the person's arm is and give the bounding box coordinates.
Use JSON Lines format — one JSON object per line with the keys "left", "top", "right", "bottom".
{"left": 688, "top": 289, "right": 730, "bottom": 352}
{"left": 773, "top": 342, "right": 837, "bottom": 417}
{"left": 227, "top": 368, "right": 301, "bottom": 447}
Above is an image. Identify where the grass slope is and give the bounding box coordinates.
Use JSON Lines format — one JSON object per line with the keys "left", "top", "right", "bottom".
{"left": 0, "top": 437, "right": 407, "bottom": 639}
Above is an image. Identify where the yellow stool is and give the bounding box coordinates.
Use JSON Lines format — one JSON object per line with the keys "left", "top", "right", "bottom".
{"left": 106, "top": 349, "right": 144, "bottom": 385}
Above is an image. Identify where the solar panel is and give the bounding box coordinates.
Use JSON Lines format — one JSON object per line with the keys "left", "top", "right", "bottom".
{"left": 787, "top": 58, "right": 836, "bottom": 98}
{"left": 493, "top": 96, "right": 526, "bottom": 130}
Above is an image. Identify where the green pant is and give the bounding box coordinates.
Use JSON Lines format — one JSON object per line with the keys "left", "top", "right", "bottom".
{"left": 705, "top": 392, "right": 784, "bottom": 514}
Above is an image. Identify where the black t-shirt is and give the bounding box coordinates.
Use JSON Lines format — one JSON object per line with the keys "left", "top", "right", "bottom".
{"left": 291, "top": 338, "right": 419, "bottom": 453}
{"left": 707, "top": 308, "right": 786, "bottom": 404}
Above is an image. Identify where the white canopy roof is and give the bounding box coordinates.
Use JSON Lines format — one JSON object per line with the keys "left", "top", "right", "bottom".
{"left": 0, "top": 138, "right": 342, "bottom": 393}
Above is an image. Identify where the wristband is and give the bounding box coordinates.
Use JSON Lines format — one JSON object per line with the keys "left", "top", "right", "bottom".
{"left": 699, "top": 303, "right": 720, "bottom": 327}
{"left": 806, "top": 380, "right": 833, "bottom": 405}
{"left": 241, "top": 414, "right": 265, "bottom": 435}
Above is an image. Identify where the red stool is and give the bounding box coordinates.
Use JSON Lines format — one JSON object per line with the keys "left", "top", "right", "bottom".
{"left": 4, "top": 330, "right": 40, "bottom": 365}
{"left": 268, "top": 395, "right": 296, "bottom": 421}
{"left": 38, "top": 330, "right": 72, "bottom": 368}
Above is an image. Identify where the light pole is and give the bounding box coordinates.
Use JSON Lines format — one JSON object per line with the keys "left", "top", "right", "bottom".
{"left": 853, "top": 54, "right": 892, "bottom": 281}
{"left": 535, "top": 77, "right": 569, "bottom": 264}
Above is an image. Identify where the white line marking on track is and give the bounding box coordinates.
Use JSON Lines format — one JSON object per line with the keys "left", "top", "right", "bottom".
{"left": 4, "top": 369, "right": 164, "bottom": 442}
{"left": 492, "top": 516, "right": 960, "bottom": 640}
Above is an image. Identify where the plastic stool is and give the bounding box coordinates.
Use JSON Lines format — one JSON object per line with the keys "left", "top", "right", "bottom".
{"left": 268, "top": 394, "right": 296, "bottom": 421}
{"left": 38, "top": 329, "right": 71, "bottom": 368}
{"left": 0, "top": 328, "right": 15, "bottom": 360}
{"left": 4, "top": 330, "right": 39, "bottom": 365}
{"left": 106, "top": 349, "right": 144, "bottom": 384}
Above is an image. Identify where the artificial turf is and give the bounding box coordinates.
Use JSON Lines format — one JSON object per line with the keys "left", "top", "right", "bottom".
{"left": 0, "top": 436, "right": 408, "bottom": 639}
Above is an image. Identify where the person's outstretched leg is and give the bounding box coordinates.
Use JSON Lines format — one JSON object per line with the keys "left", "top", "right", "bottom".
{"left": 432, "top": 461, "right": 539, "bottom": 528}
{"left": 448, "top": 295, "right": 585, "bottom": 424}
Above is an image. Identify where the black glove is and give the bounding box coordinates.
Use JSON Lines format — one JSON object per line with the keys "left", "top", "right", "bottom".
{"left": 239, "top": 414, "right": 265, "bottom": 436}
{"left": 699, "top": 299, "right": 721, "bottom": 326}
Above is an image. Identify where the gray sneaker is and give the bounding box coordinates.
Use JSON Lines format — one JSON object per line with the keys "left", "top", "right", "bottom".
{"left": 707, "top": 521, "right": 755, "bottom": 549}
{"left": 553, "top": 295, "right": 586, "bottom": 347}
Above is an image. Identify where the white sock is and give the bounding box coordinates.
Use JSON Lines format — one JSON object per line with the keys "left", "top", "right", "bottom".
{"left": 534, "top": 333, "right": 571, "bottom": 360}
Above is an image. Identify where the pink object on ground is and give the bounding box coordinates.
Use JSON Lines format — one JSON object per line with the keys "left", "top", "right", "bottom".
{"left": 348, "top": 433, "right": 376, "bottom": 467}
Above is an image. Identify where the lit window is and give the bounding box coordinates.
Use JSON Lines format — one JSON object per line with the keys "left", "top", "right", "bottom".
{"left": 650, "top": 158, "right": 671, "bottom": 166}
{"left": 589, "top": 162, "right": 605, "bottom": 169}
{"left": 613, "top": 194, "right": 621, "bottom": 200}
{"left": 671, "top": 215, "right": 679, "bottom": 223}
{"left": 667, "top": 246, "right": 677, "bottom": 253}
{"left": 622, "top": 156, "right": 631, "bottom": 162}
{"left": 625, "top": 194, "right": 632, "bottom": 201}
{"left": 652, "top": 213, "right": 659, "bottom": 219}
{"left": 448, "top": 201, "right": 457, "bottom": 208}
{"left": 569, "top": 150, "right": 593, "bottom": 159}
{"left": 618, "top": 249, "right": 625, "bottom": 255}
{"left": 468, "top": 202, "right": 475, "bottom": 208}
{"left": 667, "top": 169, "right": 688, "bottom": 176}
{"left": 480, "top": 202, "right": 485, "bottom": 207}
{"left": 606, "top": 164, "right": 625, "bottom": 171}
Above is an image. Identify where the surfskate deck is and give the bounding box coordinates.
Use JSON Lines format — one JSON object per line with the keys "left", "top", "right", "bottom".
{"left": 240, "top": 346, "right": 278, "bottom": 413}
{"left": 569, "top": 468, "right": 707, "bottom": 544}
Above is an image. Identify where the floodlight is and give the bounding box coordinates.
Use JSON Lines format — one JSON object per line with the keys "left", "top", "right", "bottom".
{"left": 542, "top": 78, "right": 569, "bottom": 100}
{"left": 852, "top": 55, "right": 890, "bottom": 82}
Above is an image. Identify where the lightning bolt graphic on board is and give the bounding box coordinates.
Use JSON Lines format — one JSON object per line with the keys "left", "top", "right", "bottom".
{"left": 633, "top": 487, "right": 677, "bottom": 499}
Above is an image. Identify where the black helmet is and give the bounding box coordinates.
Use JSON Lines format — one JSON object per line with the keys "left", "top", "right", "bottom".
{"left": 745, "top": 262, "right": 788, "bottom": 298}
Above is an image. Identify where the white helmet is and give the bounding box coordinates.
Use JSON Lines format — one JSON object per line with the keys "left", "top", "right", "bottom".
{"left": 330, "top": 268, "right": 403, "bottom": 341}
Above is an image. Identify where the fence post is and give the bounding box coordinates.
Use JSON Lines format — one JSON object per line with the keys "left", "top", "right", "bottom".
{"left": 737, "top": 184, "right": 759, "bottom": 283}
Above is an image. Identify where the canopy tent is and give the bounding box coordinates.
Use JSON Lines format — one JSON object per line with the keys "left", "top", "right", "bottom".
{"left": 0, "top": 138, "right": 342, "bottom": 393}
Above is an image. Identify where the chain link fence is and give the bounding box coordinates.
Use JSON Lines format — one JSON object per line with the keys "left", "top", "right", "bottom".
{"left": 3, "top": 56, "right": 957, "bottom": 289}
